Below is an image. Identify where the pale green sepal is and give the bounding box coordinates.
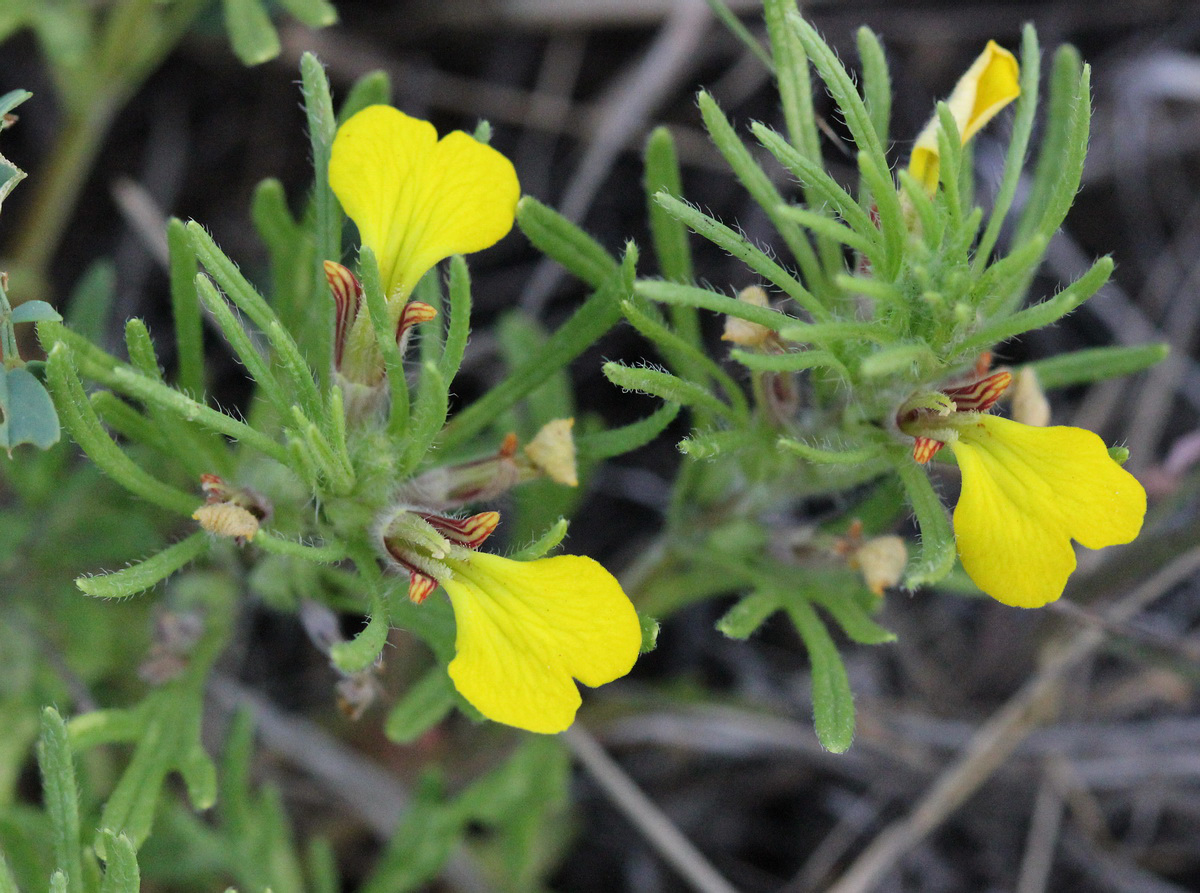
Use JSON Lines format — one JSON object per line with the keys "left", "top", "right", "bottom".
{"left": 638, "top": 612, "right": 660, "bottom": 653}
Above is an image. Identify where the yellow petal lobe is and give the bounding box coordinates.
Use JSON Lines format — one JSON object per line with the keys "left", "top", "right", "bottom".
{"left": 909, "top": 40, "right": 1020, "bottom": 193}
{"left": 329, "top": 105, "right": 520, "bottom": 300}
{"left": 949, "top": 415, "right": 1145, "bottom": 608}
{"left": 442, "top": 552, "right": 641, "bottom": 734}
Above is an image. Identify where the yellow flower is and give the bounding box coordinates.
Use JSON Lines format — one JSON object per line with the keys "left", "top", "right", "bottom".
{"left": 440, "top": 551, "right": 641, "bottom": 734}
{"left": 329, "top": 105, "right": 520, "bottom": 300}
{"left": 949, "top": 415, "right": 1145, "bottom": 608}
{"left": 908, "top": 41, "right": 1020, "bottom": 193}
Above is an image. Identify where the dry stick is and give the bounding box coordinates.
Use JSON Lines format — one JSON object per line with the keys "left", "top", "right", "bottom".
{"left": 1015, "top": 773, "right": 1066, "bottom": 893}
{"left": 825, "top": 545, "right": 1200, "bottom": 893}
{"left": 563, "top": 725, "right": 741, "bottom": 893}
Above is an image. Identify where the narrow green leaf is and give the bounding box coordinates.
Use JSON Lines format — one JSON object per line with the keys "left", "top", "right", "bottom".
{"left": 222, "top": 0, "right": 280, "bottom": 65}
{"left": 516, "top": 196, "right": 618, "bottom": 288}
{"left": 45, "top": 345, "right": 198, "bottom": 514}
{"left": 896, "top": 460, "right": 957, "bottom": 588}
{"left": 703, "top": 0, "right": 773, "bottom": 69}
{"left": 91, "top": 391, "right": 170, "bottom": 456}
{"left": 603, "top": 362, "right": 733, "bottom": 422}
{"left": 401, "top": 362, "right": 451, "bottom": 472}
{"left": 1016, "top": 45, "right": 1083, "bottom": 244}
{"left": 276, "top": 0, "right": 337, "bottom": 29}
{"left": 187, "top": 223, "right": 323, "bottom": 419}
{"left": 123, "top": 318, "right": 162, "bottom": 381}
{"left": 38, "top": 707, "right": 84, "bottom": 893}
{"left": 76, "top": 533, "right": 210, "bottom": 599}
{"left": 856, "top": 150, "right": 905, "bottom": 279}
{"left": 779, "top": 436, "right": 885, "bottom": 466}
{"left": 385, "top": 669, "right": 456, "bottom": 744}
{"left": 98, "top": 832, "right": 139, "bottom": 893}
{"left": 307, "top": 838, "right": 340, "bottom": 893}
{"left": 786, "top": 599, "right": 855, "bottom": 752}
{"left": 441, "top": 277, "right": 625, "bottom": 453}
{"left": 653, "top": 193, "right": 818, "bottom": 310}
{"left": 331, "top": 594, "right": 391, "bottom": 673}
{"left": 809, "top": 587, "right": 896, "bottom": 644}
{"left": 858, "top": 341, "right": 939, "bottom": 378}
{"left": 576, "top": 403, "right": 680, "bottom": 461}
{"left": 194, "top": 275, "right": 290, "bottom": 416}
{"left": 716, "top": 591, "right": 781, "bottom": 639}
{"left": 789, "top": 16, "right": 887, "bottom": 174}
{"left": 752, "top": 123, "right": 877, "bottom": 237}
{"left": 644, "top": 127, "right": 695, "bottom": 285}
{"left": 777, "top": 205, "right": 876, "bottom": 259}
{"left": 973, "top": 25, "right": 1040, "bottom": 270}
{"left": 959, "top": 255, "right": 1112, "bottom": 354}
{"left": 1029, "top": 64, "right": 1091, "bottom": 245}
{"left": 167, "top": 218, "right": 205, "bottom": 395}
{"left": 338, "top": 71, "right": 392, "bottom": 123}
{"left": 730, "top": 348, "right": 846, "bottom": 376}
{"left": 254, "top": 530, "right": 346, "bottom": 564}
{"left": 621, "top": 299, "right": 747, "bottom": 419}
{"left": 764, "top": 0, "right": 819, "bottom": 161}
{"left": 677, "top": 427, "right": 754, "bottom": 459}
{"left": 1026, "top": 342, "right": 1169, "bottom": 389}
{"left": 856, "top": 27, "right": 891, "bottom": 150}
{"left": 697, "top": 91, "right": 826, "bottom": 304}
{"left": 637, "top": 279, "right": 796, "bottom": 330}
{"left": 439, "top": 256, "right": 472, "bottom": 383}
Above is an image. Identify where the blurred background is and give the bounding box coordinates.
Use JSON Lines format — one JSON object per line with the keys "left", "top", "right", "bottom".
{"left": 4, "top": 0, "right": 1200, "bottom": 890}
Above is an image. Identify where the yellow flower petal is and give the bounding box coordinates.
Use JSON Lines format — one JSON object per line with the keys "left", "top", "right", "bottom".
{"left": 329, "top": 105, "right": 520, "bottom": 300}
{"left": 442, "top": 551, "right": 641, "bottom": 734}
{"left": 949, "top": 415, "right": 1145, "bottom": 608}
{"left": 909, "top": 40, "right": 1020, "bottom": 193}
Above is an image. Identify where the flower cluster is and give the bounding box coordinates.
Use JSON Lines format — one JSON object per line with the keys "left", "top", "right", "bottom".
{"left": 890, "top": 44, "right": 1146, "bottom": 608}
{"left": 328, "top": 105, "right": 641, "bottom": 733}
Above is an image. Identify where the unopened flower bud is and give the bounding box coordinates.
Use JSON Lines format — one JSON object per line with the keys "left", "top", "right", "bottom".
{"left": 193, "top": 474, "right": 270, "bottom": 543}
{"left": 193, "top": 503, "right": 260, "bottom": 542}
{"left": 523, "top": 418, "right": 578, "bottom": 487}
{"left": 848, "top": 535, "right": 907, "bottom": 596}
{"left": 1011, "top": 367, "right": 1051, "bottom": 427}
{"left": 722, "top": 285, "right": 774, "bottom": 347}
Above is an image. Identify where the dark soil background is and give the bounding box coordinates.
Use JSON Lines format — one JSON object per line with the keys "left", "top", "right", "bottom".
{"left": 5, "top": 1, "right": 1200, "bottom": 891}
